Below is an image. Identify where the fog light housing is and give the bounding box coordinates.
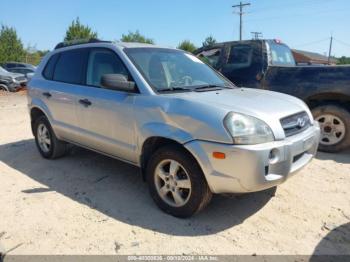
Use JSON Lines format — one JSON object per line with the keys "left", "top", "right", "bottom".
{"left": 269, "top": 148, "right": 279, "bottom": 164}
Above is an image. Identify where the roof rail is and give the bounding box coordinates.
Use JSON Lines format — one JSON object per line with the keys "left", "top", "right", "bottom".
{"left": 54, "top": 38, "right": 112, "bottom": 50}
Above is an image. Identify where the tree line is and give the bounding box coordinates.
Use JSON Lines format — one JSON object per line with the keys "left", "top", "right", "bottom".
{"left": 0, "top": 17, "right": 216, "bottom": 66}
{"left": 0, "top": 17, "right": 349, "bottom": 65}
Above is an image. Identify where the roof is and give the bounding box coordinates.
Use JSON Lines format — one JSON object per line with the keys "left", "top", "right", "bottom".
{"left": 54, "top": 38, "right": 174, "bottom": 50}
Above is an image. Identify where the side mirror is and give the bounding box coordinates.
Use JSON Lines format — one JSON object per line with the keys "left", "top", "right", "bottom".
{"left": 101, "top": 74, "right": 136, "bottom": 92}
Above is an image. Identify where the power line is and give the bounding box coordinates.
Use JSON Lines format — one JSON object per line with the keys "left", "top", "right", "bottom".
{"left": 294, "top": 38, "right": 330, "bottom": 48}
{"left": 249, "top": 0, "right": 324, "bottom": 14}
{"left": 246, "top": 8, "right": 348, "bottom": 22}
{"left": 333, "top": 38, "right": 350, "bottom": 48}
{"left": 232, "top": 2, "right": 251, "bottom": 41}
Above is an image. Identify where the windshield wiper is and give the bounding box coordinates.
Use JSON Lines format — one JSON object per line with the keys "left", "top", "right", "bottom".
{"left": 158, "top": 87, "right": 192, "bottom": 93}
{"left": 194, "top": 84, "right": 230, "bottom": 92}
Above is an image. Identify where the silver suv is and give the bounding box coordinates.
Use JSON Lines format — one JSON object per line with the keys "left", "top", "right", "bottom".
{"left": 28, "top": 40, "right": 320, "bottom": 217}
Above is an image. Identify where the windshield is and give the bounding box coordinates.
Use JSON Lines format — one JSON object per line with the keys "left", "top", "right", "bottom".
{"left": 268, "top": 42, "right": 296, "bottom": 67}
{"left": 125, "top": 48, "right": 233, "bottom": 92}
{"left": 0, "top": 66, "right": 9, "bottom": 74}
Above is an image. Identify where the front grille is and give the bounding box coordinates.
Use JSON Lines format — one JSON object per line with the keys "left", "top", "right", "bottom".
{"left": 15, "top": 76, "right": 26, "bottom": 82}
{"left": 280, "top": 112, "right": 311, "bottom": 137}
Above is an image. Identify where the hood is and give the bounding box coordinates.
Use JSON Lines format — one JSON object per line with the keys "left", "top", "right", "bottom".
{"left": 171, "top": 88, "right": 313, "bottom": 140}
{"left": 0, "top": 70, "right": 23, "bottom": 78}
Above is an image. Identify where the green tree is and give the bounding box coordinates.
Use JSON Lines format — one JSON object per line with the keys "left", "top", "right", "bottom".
{"left": 24, "top": 44, "right": 49, "bottom": 65}
{"left": 64, "top": 17, "right": 98, "bottom": 42}
{"left": 0, "top": 25, "right": 25, "bottom": 64}
{"left": 202, "top": 36, "right": 217, "bottom": 47}
{"left": 121, "top": 30, "right": 154, "bottom": 44}
{"left": 337, "top": 56, "right": 350, "bottom": 65}
{"left": 177, "top": 40, "right": 197, "bottom": 53}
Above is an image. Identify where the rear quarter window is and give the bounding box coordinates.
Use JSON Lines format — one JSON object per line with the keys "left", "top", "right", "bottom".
{"left": 227, "top": 45, "right": 253, "bottom": 67}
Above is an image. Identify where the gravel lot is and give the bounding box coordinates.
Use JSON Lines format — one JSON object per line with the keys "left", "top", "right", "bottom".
{"left": 0, "top": 92, "right": 349, "bottom": 255}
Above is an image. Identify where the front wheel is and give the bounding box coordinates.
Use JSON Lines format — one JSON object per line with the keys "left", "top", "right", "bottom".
{"left": 312, "top": 105, "right": 350, "bottom": 153}
{"left": 146, "top": 145, "right": 212, "bottom": 218}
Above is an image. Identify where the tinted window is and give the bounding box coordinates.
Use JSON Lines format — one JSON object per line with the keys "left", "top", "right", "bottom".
{"left": 86, "top": 49, "right": 128, "bottom": 87}
{"left": 53, "top": 49, "right": 88, "bottom": 84}
{"left": 43, "top": 54, "right": 59, "bottom": 80}
{"left": 227, "top": 45, "right": 253, "bottom": 66}
{"left": 6, "top": 63, "right": 15, "bottom": 68}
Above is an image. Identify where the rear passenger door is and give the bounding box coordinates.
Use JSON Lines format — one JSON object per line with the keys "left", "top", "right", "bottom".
{"left": 74, "top": 48, "right": 137, "bottom": 163}
{"left": 41, "top": 48, "right": 88, "bottom": 141}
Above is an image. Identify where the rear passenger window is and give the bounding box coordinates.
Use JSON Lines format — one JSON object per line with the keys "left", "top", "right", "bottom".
{"left": 43, "top": 54, "right": 59, "bottom": 80}
{"left": 86, "top": 49, "right": 129, "bottom": 87}
{"left": 53, "top": 49, "right": 88, "bottom": 84}
{"left": 227, "top": 45, "right": 253, "bottom": 68}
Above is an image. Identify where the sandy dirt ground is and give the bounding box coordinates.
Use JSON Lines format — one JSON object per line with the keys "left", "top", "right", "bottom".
{"left": 0, "top": 91, "right": 349, "bottom": 255}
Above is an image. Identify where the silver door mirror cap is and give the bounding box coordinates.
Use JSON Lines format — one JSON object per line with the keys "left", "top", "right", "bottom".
{"left": 101, "top": 74, "right": 136, "bottom": 92}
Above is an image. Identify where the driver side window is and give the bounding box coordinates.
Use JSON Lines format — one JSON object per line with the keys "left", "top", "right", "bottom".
{"left": 86, "top": 49, "right": 129, "bottom": 87}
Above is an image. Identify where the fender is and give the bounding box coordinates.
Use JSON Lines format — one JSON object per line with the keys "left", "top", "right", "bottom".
{"left": 137, "top": 122, "right": 195, "bottom": 153}
{"left": 29, "top": 97, "right": 53, "bottom": 122}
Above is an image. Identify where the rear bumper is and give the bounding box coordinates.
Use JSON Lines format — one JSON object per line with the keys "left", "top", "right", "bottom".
{"left": 185, "top": 123, "right": 320, "bottom": 194}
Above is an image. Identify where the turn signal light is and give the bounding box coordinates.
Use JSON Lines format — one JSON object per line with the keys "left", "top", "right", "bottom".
{"left": 213, "top": 152, "right": 226, "bottom": 159}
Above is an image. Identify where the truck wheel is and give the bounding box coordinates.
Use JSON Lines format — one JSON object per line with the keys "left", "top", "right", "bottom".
{"left": 146, "top": 145, "right": 212, "bottom": 218}
{"left": 34, "top": 116, "right": 68, "bottom": 159}
{"left": 312, "top": 105, "right": 350, "bottom": 153}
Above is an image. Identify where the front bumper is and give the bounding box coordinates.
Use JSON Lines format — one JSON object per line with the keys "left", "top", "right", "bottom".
{"left": 185, "top": 123, "right": 320, "bottom": 194}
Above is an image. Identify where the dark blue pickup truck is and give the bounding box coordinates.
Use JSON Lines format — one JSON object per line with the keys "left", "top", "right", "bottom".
{"left": 195, "top": 39, "right": 350, "bottom": 153}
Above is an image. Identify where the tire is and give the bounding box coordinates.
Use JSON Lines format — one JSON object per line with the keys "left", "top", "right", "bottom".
{"left": 146, "top": 145, "right": 212, "bottom": 218}
{"left": 33, "top": 116, "right": 68, "bottom": 159}
{"left": 312, "top": 105, "right": 350, "bottom": 153}
{"left": 0, "top": 84, "right": 9, "bottom": 92}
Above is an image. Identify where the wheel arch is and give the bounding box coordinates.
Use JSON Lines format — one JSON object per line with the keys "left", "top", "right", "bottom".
{"left": 140, "top": 136, "right": 199, "bottom": 181}
{"left": 0, "top": 84, "right": 9, "bottom": 92}
{"left": 30, "top": 106, "right": 50, "bottom": 135}
{"left": 305, "top": 92, "right": 350, "bottom": 112}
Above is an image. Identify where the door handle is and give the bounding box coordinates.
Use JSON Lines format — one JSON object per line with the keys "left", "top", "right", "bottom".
{"left": 42, "top": 92, "right": 51, "bottom": 98}
{"left": 79, "top": 99, "right": 92, "bottom": 107}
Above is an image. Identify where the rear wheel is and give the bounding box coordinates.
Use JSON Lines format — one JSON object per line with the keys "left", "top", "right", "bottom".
{"left": 34, "top": 116, "right": 68, "bottom": 159}
{"left": 146, "top": 145, "right": 212, "bottom": 218}
{"left": 312, "top": 105, "right": 350, "bottom": 152}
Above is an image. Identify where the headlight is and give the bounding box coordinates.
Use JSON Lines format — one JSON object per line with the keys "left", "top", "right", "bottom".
{"left": 2, "top": 76, "right": 12, "bottom": 82}
{"left": 224, "top": 112, "right": 274, "bottom": 144}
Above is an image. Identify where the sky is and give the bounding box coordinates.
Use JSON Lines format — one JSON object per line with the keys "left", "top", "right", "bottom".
{"left": 1, "top": 0, "right": 350, "bottom": 57}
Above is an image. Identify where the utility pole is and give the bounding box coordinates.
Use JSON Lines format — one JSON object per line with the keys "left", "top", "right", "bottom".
{"left": 251, "top": 32, "right": 263, "bottom": 40}
{"left": 232, "top": 2, "right": 251, "bottom": 41}
{"left": 328, "top": 35, "right": 333, "bottom": 65}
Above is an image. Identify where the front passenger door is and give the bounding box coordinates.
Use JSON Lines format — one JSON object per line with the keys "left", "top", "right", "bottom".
{"left": 75, "top": 48, "right": 137, "bottom": 163}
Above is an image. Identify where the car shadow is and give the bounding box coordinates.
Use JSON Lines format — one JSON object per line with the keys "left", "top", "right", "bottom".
{"left": 0, "top": 139, "right": 276, "bottom": 236}
{"left": 316, "top": 150, "right": 350, "bottom": 164}
{"left": 310, "top": 222, "right": 350, "bottom": 260}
